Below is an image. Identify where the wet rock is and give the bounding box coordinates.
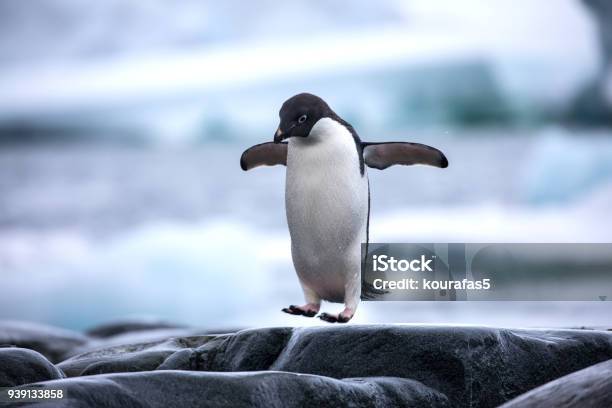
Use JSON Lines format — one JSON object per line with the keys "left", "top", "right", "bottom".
{"left": 58, "top": 335, "right": 216, "bottom": 377}
{"left": 54, "top": 325, "right": 612, "bottom": 407}
{"left": 86, "top": 319, "right": 187, "bottom": 338}
{"left": 174, "top": 327, "right": 293, "bottom": 372}
{"left": 16, "top": 371, "right": 450, "bottom": 408}
{"left": 59, "top": 328, "right": 292, "bottom": 375}
{"left": 197, "top": 326, "right": 612, "bottom": 407}
{"left": 0, "top": 347, "right": 64, "bottom": 387}
{"left": 0, "top": 321, "right": 88, "bottom": 363}
{"left": 499, "top": 358, "right": 612, "bottom": 408}
{"left": 64, "top": 328, "right": 212, "bottom": 360}
{"left": 65, "top": 324, "right": 239, "bottom": 360}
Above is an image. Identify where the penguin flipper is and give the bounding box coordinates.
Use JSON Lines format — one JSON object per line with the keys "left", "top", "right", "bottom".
{"left": 362, "top": 142, "right": 448, "bottom": 170}
{"left": 240, "top": 142, "right": 288, "bottom": 171}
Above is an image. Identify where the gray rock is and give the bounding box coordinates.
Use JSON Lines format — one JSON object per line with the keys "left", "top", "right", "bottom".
{"left": 64, "top": 328, "right": 215, "bottom": 360}
{"left": 173, "top": 327, "right": 293, "bottom": 372}
{"left": 0, "top": 347, "right": 64, "bottom": 387}
{"left": 15, "top": 370, "right": 450, "bottom": 408}
{"left": 58, "top": 335, "right": 218, "bottom": 377}
{"left": 0, "top": 321, "right": 88, "bottom": 363}
{"left": 85, "top": 319, "right": 187, "bottom": 338}
{"left": 64, "top": 324, "right": 240, "bottom": 361}
{"left": 196, "top": 326, "right": 612, "bottom": 407}
{"left": 499, "top": 358, "right": 612, "bottom": 408}
{"left": 54, "top": 325, "right": 612, "bottom": 407}
{"left": 59, "top": 328, "right": 292, "bottom": 375}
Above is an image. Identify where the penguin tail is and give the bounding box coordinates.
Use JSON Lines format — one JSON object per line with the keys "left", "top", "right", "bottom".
{"left": 361, "top": 279, "right": 388, "bottom": 300}
{"left": 360, "top": 240, "right": 388, "bottom": 300}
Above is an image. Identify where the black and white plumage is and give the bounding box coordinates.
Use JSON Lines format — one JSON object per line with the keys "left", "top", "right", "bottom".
{"left": 241, "top": 93, "right": 448, "bottom": 323}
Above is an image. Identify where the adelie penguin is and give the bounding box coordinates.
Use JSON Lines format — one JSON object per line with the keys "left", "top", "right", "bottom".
{"left": 241, "top": 93, "right": 448, "bottom": 323}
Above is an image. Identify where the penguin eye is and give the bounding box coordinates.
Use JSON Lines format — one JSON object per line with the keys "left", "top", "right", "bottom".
{"left": 297, "top": 114, "right": 307, "bottom": 124}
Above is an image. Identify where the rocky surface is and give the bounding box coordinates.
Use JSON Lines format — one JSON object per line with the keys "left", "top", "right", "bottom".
{"left": 15, "top": 371, "right": 450, "bottom": 408}
{"left": 64, "top": 327, "right": 216, "bottom": 360}
{"left": 0, "top": 321, "right": 88, "bottom": 363}
{"left": 500, "top": 358, "right": 612, "bottom": 408}
{"left": 0, "top": 347, "right": 64, "bottom": 387}
{"left": 58, "top": 335, "right": 217, "bottom": 377}
{"left": 56, "top": 325, "right": 612, "bottom": 407}
{"left": 2, "top": 322, "right": 612, "bottom": 407}
{"left": 85, "top": 319, "right": 187, "bottom": 338}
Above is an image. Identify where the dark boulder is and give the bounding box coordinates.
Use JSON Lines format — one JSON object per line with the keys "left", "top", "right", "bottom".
{"left": 193, "top": 326, "right": 612, "bottom": 407}
{"left": 85, "top": 319, "right": 187, "bottom": 338}
{"left": 58, "top": 335, "right": 216, "bottom": 377}
{"left": 0, "top": 347, "right": 64, "bottom": 387}
{"left": 64, "top": 327, "right": 218, "bottom": 360}
{"left": 163, "top": 327, "right": 293, "bottom": 372}
{"left": 15, "top": 370, "right": 450, "bottom": 408}
{"left": 55, "top": 325, "right": 612, "bottom": 407}
{"left": 499, "top": 358, "right": 612, "bottom": 408}
{"left": 0, "top": 321, "right": 88, "bottom": 363}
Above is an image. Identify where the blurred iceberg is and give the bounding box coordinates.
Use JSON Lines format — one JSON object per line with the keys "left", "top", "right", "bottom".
{"left": 1, "top": 1, "right": 611, "bottom": 329}
{"left": 1, "top": 133, "right": 611, "bottom": 329}
{"left": 520, "top": 130, "right": 612, "bottom": 203}
{"left": 0, "top": 0, "right": 602, "bottom": 144}
{"left": 0, "top": 219, "right": 293, "bottom": 329}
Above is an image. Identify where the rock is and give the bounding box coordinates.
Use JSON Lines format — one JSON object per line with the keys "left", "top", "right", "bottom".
{"left": 499, "top": 358, "right": 612, "bottom": 408}
{"left": 16, "top": 371, "right": 450, "bottom": 408}
{"left": 65, "top": 324, "right": 239, "bottom": 360}
{"left": 86, "top": 319, "right": 187, "bottom": 338}
{"left": 193, "top": 326, "right": 612, "bottom": 407}
{"left": 170, "top": 327, "right": 293, "bottom": 372}
{"left": 58, "top": 335, "right": 218, "bottom": 377}
{"left": 0, "top": 321, "right": 89, "bottom": 363}
{"left": 64, "top": 328, "right": 215, "bottom": 360}
{"left": 0, "top": 347, "right": 64, "bottom": 387}
{"left": 58, "top": 328, "right": 292, "bottom": 376}
{"left": 55, "top": 325, "right": 612, "bottom": 407}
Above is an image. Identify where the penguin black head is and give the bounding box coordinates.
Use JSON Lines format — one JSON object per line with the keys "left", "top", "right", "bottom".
{"left": 274, "top": 93, "right": 333, "bottom": 143}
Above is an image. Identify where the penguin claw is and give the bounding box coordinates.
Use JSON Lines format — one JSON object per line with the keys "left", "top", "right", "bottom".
{"left": 318, "top": 313, "right": 336, "bottom": 323}
{"left": 337, "top": 314, "right": 351, "bottom": 323}
{"left": 318, "top": 312, "right": 352, "bottom": 324}
{"left": 282, "top": 305, "right": 317, "bottom": 317}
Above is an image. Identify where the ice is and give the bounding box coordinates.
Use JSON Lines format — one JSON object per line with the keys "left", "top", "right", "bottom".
{"left": 1, "top": 180, "right": 611, "bottom": 329}
{"left": 520, "top": 129, "right": 612, "bottom": 204}
{"left": 0, "top": 0, "right": 599, "bottom": 143}
{"left": 0, "top": 220, "right": 292, "bottom": 329}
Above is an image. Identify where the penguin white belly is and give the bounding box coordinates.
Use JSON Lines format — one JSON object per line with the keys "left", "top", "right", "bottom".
{"left": 285, "top": 118, "right": 368, "bottom": 302}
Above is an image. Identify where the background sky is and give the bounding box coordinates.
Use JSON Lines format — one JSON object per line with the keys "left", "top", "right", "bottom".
{"left": 0, "top": 0, "right": 611, "bottom": 330}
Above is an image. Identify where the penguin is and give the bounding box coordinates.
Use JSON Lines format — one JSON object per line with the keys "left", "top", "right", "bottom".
{"left": 240, "top": 93, "right": 448, "bottom": 323}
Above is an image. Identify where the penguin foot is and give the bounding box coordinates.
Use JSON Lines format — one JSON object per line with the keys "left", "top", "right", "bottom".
{"left": 281, "top": 304, "right": 319, "bottom": 317}
{"left": 318, "top": 312, "right": 352, "bottom": 324}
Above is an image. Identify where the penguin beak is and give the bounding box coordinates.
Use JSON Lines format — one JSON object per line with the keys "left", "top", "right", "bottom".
{"left": 273, "top": 127, "right": 286, "bottom": 143}
{"left": 274, "top": 123, "right": 297, "bottom": 143}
